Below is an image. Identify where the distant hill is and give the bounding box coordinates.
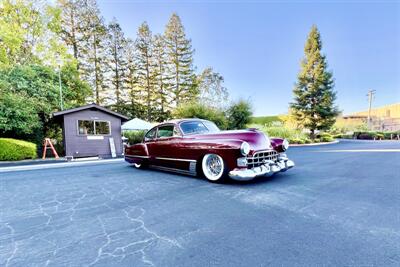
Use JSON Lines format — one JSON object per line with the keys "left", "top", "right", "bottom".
{"left": 350, "top": 103, "right": 400, "bottom": 118}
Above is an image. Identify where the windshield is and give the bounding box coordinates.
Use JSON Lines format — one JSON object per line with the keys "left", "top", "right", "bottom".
{"left": 180, "top": 121, "right": 220, "bottom": 135}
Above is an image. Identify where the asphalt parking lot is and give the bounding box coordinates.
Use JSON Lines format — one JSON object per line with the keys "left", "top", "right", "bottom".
{"left": 1, "top": 140, "right": 399, "bottom": 267}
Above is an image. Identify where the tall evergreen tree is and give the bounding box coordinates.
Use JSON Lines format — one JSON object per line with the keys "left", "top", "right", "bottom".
{"left": 80, "top": 0, "right": 108, "bottom": 105}
{"left": 164, "top": 13, "right": 196, "bottom": 107}
{"left": 135, "top": 22, "right": 156, "bottom": 121}
{"left": 153, "top": 34, "right": 169, "bottom": 120}
{"left": 290, "top": 25, "right": 338, "bottom": 139}
{"left": 57, "top": 0, "right": 86, "bottom": 70}
{"left": 106, "top": 18, "right": 128, "bottom": 110}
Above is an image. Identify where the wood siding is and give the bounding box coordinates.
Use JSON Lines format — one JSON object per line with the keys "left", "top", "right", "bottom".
{"left": 63, "top": 109, "right": 123, "bottom": 157}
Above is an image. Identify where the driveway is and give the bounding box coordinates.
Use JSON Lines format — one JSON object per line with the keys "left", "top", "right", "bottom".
{"left": 1, "top": 140, "right": 399, "bottom": 266}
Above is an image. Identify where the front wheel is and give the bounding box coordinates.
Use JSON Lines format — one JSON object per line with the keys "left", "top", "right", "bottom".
{"left": 201, "top": 154, "right": 226, "bottom": 182}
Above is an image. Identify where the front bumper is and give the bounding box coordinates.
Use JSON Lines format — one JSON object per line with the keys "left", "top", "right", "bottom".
{"left": 228, "top": 154, "right": 294, "bottom": 181}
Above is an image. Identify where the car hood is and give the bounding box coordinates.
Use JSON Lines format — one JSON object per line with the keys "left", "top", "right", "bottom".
{"left": 188, "top": 129, "right": 272, "bottom": 151}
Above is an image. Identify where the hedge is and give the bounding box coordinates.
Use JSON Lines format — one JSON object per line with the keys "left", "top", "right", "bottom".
{"left": 0, "top": 138, "right": 37, "bottom": 161}
{"left": 123, "top": 130, "right": 146, "bottom": 145}
{"left": 353, "top": 131, "right": 400, "bottom": 140}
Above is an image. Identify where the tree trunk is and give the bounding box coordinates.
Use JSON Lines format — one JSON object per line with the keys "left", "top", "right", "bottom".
{"left": 310, "top": 129, "right": 315, "bottom": 140}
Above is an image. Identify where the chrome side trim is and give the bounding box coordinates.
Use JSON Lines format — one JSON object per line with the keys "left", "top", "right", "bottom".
{"left": 125, "top": 154, "right": 150, "bottom": 159}
{"left": 155, "top": 157, "right": 196, "bottom": 163}
{"left": 149, "top": 165, "right": 197, "bottom": 176}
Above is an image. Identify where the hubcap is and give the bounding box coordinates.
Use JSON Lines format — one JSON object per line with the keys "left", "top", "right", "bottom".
{"left": 202, "top": 154, "right": 224, "bottom": 181}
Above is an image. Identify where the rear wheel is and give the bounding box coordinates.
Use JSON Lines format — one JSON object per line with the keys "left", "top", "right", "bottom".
{"left": 133, "top": 161, "right": 146, "bottom": 169}
{"left": 201, "top": 154, "right": 226, "bottom": 182}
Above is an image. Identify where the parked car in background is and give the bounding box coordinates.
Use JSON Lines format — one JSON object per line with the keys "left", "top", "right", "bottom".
{"left": 125, "top": 119, "right": 294, "bottom": 182}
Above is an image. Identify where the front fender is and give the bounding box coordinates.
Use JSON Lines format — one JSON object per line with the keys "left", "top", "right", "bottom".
{"left": 270, "top": 138, "right": 285, "bottom": 153}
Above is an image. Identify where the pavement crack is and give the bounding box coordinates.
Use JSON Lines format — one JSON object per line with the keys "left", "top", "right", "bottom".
{"left": 4, "top": 223, "right": 18, "bottom": 267}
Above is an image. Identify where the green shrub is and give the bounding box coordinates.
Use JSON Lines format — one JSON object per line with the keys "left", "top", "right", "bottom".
{"left": 354, "top": 131, "right": 377, "bottom": 140}
{"left": 226, "top": 99, "right": 253, "bottom": 130}
{"left": 351, "top": 131, "right": 400, "bottom": 140}
{"left": 375, "top": 133, "right": 384, "bottom": 140}
{"left": 0, "top": 138, "right": 37, "bottom": 161}
{"left": 173, "top": 102, "right": 228, "bottom": 129}
{"left": 123, "top": 130, "right": 146, "bottom": 145}
{"left": 248, "top": 124, "right": 311, "bottom": 144}
{"left": 382, "top": 131, "right": 400, "bottom": 139}
{"left": 317, "top": 132, "right": 334, "bottom": 142}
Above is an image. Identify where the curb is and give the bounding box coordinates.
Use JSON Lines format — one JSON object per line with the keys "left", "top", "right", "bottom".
{"left": 290, "top": 140, "right": 339, "bottom": 147}
{"left": 0, "top": 158, "right": 68, "bottom": 168}
{"left": 0, "top": 158, "right": 124, "bottom": 173}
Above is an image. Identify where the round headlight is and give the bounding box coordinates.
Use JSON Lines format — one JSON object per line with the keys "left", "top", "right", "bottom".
{"left": 240, "top": 142, "right": 251, "bottom": 156}
{"left": 282, "top": 139, "right": 289, "bottom": 151}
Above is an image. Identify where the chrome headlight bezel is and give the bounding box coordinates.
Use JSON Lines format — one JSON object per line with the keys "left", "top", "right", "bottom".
{"left": 282, "top": 139, "right": 289, "bottom": 151}
{"left": 240, "top": 142, "right": 251, "bottom": 156}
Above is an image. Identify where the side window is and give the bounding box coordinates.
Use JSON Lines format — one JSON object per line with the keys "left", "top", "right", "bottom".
{"left": 157, "top": 125, "right": 174, "bottom": 138}
{"left": 145, "top": 128, "right": 157, "bottom": 141}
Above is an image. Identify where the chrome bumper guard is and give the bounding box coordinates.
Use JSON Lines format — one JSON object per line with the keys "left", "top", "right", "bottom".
{"left": 229, "top": 154, "right": 295, "bottom": 181}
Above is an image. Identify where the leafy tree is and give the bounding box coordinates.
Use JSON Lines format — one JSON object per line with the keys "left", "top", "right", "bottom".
{"left": 0, "top": 88, "right": 41, "bottom": 138}
{"left": 197, "top": 67, "right": 229, "bottom": 109}
{"left": 0, "top": 0, "right": 68, "bottom": 68}
{"left": 135, "top": 22, "right": 156, "bottom": 121}
{"left": 173, "top": 102, "right": 227, "bottom": 129}
{"left": 290, "top": 25, "right": 339, "bottom": 139}
{"left": 164, "top": 13, "right": 197, "bottom": 107}
{"left": 0, "top": 65, "right": 91, "bottom": 143}
{"left": 226, "top": 99, "right": 253, "bottom": 130}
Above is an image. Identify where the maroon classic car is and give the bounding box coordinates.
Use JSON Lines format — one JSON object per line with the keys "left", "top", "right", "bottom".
{"left": 124, "top": 119, "right": 294, "bottom": 182}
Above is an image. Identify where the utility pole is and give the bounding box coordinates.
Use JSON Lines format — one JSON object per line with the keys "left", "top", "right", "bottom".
{"left": 56, "top": 53, "right": 63, "bottom": 110}
{"left": 58, "top": 67, "right": 63, "bottom": 111}
{"left": 367, "top": 89, "right": 376, "bottom": 130}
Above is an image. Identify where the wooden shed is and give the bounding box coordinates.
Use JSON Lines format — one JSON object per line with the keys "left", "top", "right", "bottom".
{"left": 53, "top": 104, "right": 129, "bottom": 158}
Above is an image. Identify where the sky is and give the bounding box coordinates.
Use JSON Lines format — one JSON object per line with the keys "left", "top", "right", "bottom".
{"left": 97, "top": 0, "right": 400, "bottom": 116}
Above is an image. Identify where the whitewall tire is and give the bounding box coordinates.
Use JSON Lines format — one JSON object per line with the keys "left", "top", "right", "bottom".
{"left": 202, "top": 154, "right": 225, "bottom": 182}
{"left": 133, "top": 163, "right": 142, "bottom": 169}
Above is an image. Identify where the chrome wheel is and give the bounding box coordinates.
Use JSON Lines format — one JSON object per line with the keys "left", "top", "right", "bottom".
{"left": 133, "top": 163, "right": 142, "bottom": 169}
{"left": 202, "top": 154, "right": 225, "bottom": 181}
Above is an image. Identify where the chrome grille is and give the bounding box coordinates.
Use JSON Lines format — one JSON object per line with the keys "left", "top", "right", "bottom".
{"left": 247, "top": 150, "right": 278, "bottom": 169}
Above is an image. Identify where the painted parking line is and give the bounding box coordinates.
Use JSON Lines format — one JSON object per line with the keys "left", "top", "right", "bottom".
{"left": 0, "top": 158, "right": 124, "bottom": 173}
{"left": 316, "top": 149, "right": 400, "bottom": 153}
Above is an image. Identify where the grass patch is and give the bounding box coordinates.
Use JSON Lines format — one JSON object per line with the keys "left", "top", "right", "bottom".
{"left": 250, "top": 116, "right": 282, "bottom": 125}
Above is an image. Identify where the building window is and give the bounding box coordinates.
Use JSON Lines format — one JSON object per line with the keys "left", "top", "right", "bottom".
{"left": 95, "top": 121, "right": 110, "bottom": 135}
{"left": 78, "top": 120, "right": 110, "bottom": 135}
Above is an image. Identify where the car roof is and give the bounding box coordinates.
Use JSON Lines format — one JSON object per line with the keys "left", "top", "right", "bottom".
{"left": 163, "top": 118, "right": 209, "bottom": 125}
